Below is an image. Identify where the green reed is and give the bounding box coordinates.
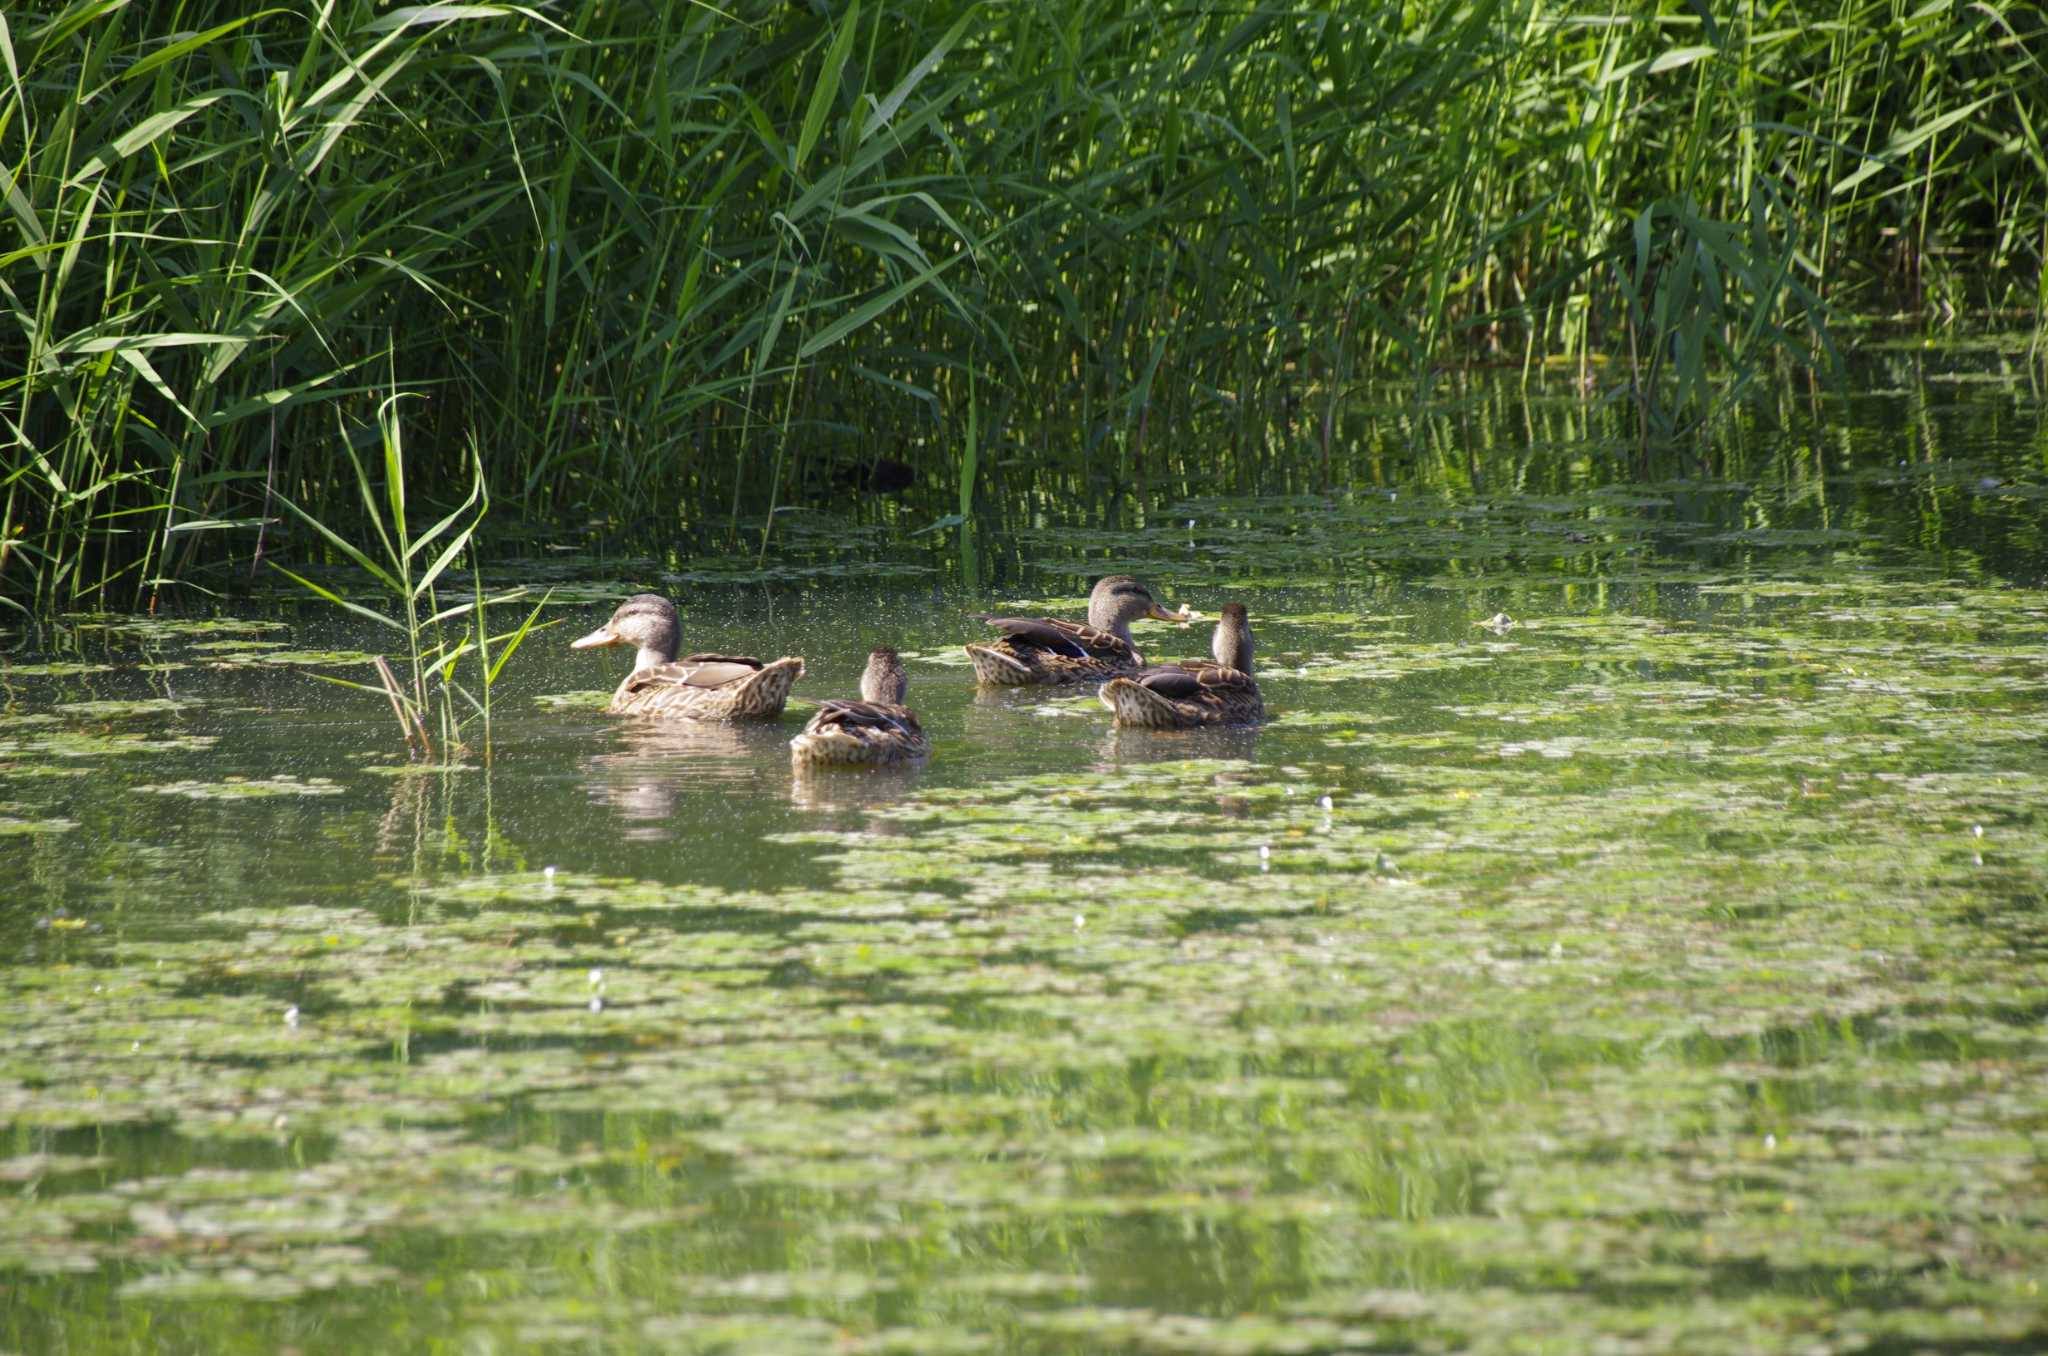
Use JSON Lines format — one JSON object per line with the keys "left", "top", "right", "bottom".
{"left": 1, "top": 0, "right": 2041, "bottom": 607}
{"left": 273, "top": 393, "right": 545, "bottom": 762}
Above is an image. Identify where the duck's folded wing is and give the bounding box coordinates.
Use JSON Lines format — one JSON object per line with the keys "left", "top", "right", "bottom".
{"left": 1196, "top": 664, "right": 1254, "bottom": 690}
{"left": 813, "top": 700, "right": 923, "bottom": 736}
{"left": 975, "top": 616, "right": 1118, "bottom": 658}
{"left": 1136, "top": 662, "right": 1251, "bottom": 699}
{"left": 624, "top": 656, "right": 765, "bottom": 694}
{"left": 677, "top": 653, "right": 766, "bottom": 672}
{"left": 1134, "top": 665, "right": 1203, "bottom": 699}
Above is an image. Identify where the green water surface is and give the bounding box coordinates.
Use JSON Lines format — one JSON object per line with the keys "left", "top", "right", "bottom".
{"left": 4, "top": 375, "right": 2047, "bottom": 1354}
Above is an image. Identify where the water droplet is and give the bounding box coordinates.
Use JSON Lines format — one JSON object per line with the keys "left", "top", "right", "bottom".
{"left": 283, "top": 1006, "right": 300, "bottom": 1028}
{"left": 1764, "top": 1133, "right": 1776, "bottom": 1152}
{"left": 1317, "top": 795, "right": 1333, "bottom": 810}
{"left": 588, "top": 968, "right": 604, "bottom": 988}
{"left": 1073, "top": 914, "right": 1085, "bottom": 929}
{"left": 1971, "top": 824, "right": 1983, "bottom": 838}
{"left": 588, "top": 996, "right": 604, "bottom": 1014}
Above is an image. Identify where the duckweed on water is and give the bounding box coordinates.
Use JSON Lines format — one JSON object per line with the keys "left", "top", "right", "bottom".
{"left": 0, "top": 812, "right": 77, "bottom": 835}
{"left": 54, "top": 699, "right": 204, "bottom": 719}
{"left": 137, "top": 776, "right": 344, "bottom": 800}
{"left": 63, "top": 618, "right": 287, "bottom": 640}
{"left": 0, "top": 662, "right": 115, "bottom": 678}
{"left": 1, "top": 555, "right": 2045, "bottom": 1354}
{"left": 532, "top": 689, "right": 614, "bottom": 710}
{"left": 0, "top": 730, "right": 220, "bottom": 758}
{"left": 203, "top": 647, "right": 379, "bottom": 668}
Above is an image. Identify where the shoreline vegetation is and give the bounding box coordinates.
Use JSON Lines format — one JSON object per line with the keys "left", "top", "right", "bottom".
{"left": 3, "top": 0, "right": 2044, "bottom": 610}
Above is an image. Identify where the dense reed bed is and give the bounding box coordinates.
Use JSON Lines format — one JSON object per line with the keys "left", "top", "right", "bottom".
{"left": 3, "top": 0, "right": 2043, "bottom": 608}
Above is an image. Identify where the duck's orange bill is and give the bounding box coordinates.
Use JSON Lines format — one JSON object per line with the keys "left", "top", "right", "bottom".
{"left": 569, "top": 626, "right": 621, "bottom": 649}
{"left": 1148, "top": 604, "right": 1197, "bottom": 624}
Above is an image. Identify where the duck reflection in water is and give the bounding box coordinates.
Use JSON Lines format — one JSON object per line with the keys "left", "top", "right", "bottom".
{"left": 788, "top": 760, "right": 926, "bottom": 815}
{"left": 1096, "top": 725, "right": 1266, "bottom": 818}
{"left": 1095, "top": 722, "right": 1265, "bottom": 770}
{"left": 580, "top": 713, "right": 926, "bottom": 831}
{"left": 579, "top": 718, "right": 792, "bottom": 837}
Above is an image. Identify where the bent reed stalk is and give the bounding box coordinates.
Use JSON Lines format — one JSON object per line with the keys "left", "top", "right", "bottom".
{"left": 2, "top": 0, "right": 2042, "bottom": 608}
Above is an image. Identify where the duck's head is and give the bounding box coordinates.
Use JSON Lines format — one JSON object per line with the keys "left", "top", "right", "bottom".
{"left": 1087, "top": 575, "right": 1193, "bottom": 638}
{"left": 571, "top": 593, "right": 681, "bottom": 670}
{"left": 861, "top": 647, "right": 909, "bottom": 704}
{"left": 1212, "top": 602, "right": 1254, "bottom": 673}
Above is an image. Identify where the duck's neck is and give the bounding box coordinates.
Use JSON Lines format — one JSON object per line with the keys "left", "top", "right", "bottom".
{"left": 861, "top": 667, "right": 907, "bottom": 704}
{"left": 1214, "top": 620, "right": 1253, "bottom": 672}
{"left": 1093, "top": 611, "right": 1134, "bottom": 645}
{"left": 633, "top": 644, "right": 673, "bottom": 673}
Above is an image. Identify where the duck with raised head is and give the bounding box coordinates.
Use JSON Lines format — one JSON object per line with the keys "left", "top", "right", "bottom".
{"left": 570, "top": 593, "right": 804, "bottom": 720}
{"left": 790, "top": 647, "right": 929, "bottom": 767}
{"left": 1099, "top": 602, "right": 1263, "bottom": 728}
{"left": 964, "top": 575, "right": 1191, "bottom": 686}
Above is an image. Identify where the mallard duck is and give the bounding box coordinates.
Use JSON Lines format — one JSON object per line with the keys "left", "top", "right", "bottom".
{"left": 570, "top": 593, "right": 804, "bottom": 720}
{"left": 965, "top": 575, "right": 1191, "bottom": 686}
{"left": 1100, "top": 602, "right": 1263, "bottom": 728}
{"left": 790, "top": 647, "right": 929, "bottom": 767}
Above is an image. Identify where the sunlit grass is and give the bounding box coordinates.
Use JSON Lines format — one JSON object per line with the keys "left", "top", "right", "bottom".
{"left": 1, "top": 0, "right": 2042, "bottom": 609}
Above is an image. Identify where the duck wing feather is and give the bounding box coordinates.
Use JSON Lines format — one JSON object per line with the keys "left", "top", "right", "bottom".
{"left": 1135, "top": 661, "right": 1252, "bottom": 699}
{"left": 975, "top": 615, "right": 1125, "bottom": 659}
{"left": 621, "top": 654, "right": 765, "bottom": 696}
{"left": 812, "top": 699, "right": 923, "bottom": 737}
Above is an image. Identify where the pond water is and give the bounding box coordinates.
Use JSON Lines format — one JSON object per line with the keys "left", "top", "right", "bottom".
{"left": 5, "top": 368, "right": 2048, "bottom": 1353}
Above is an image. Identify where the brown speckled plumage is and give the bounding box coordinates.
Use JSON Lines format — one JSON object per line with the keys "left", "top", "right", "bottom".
{"left": 1100, "top": 602, "right": 1263, "bottom": 728}
{"left": 571, "top": 594, "right": 803, "bottom": 721}
{"left": 965, "top": 576, "right": 1191, "bottom": 686}
{"left": 790, "top": 648, "right": 929, "bottom": 766}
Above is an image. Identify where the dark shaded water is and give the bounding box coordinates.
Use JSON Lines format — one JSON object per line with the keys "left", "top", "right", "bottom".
{"left": 4, "top": 365, "right": 2047, "bottom": 1353}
